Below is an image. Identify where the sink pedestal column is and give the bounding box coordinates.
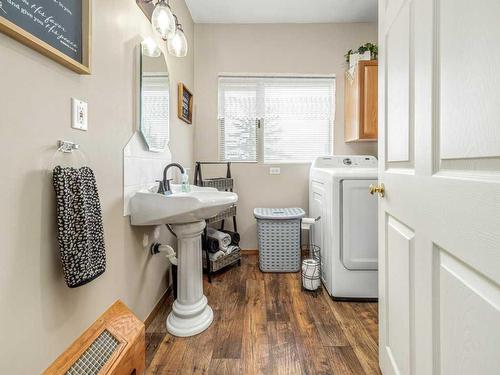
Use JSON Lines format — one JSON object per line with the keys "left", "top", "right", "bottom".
{"left": 167, "top": 220, "right": 213, "bottom": 337}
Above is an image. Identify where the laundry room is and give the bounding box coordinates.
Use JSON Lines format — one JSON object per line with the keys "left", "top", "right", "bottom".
{"left": 5, "top": 0, "right": 498, "bottom": 373}
{"left": 1, "top": 1, "right": 381, "bottom": 371}
{"left": 189, "top": 20, "right": 379, "bottom": 303}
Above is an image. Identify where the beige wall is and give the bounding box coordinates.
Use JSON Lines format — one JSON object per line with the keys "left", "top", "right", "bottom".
{"left": 0, "top": 0, "right": 194, "bottom": 373}
{"left": 194, "top": 23, "right": 378, "bottom": 249}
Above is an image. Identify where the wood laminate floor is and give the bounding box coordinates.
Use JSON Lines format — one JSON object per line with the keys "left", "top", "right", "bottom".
{"left": 146, "top": 254, "right": 381, "bottom": 375}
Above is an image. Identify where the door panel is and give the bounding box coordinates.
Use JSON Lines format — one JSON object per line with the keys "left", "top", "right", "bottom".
{"left": 379, "top": 0, "right": 500, "bottom": 374}
{"left": 439, "top": 0, "right": 500, "bottom": 160}
{"left": 341, "top": 179, "right": 378, "bottom": 270}
{"left": 384, "top": 216, "right": 414, "bottom": 375}
{"left": 436, "top": 0, "right": 500, "bottom": 175}
{"left": 386, "top": 1, "right": 412, "bottom": 164}
{"left": 436, "top": 247, "right": 500, "bottom": 374}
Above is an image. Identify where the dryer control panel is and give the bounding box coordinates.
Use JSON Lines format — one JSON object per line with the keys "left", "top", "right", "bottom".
{"left": 312, "top": 155, "right": 378, "bottom": 169}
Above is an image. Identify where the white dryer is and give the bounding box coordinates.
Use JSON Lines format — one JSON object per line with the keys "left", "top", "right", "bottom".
{"left": 309, "top": 155, "right": 378, "bottom": 300}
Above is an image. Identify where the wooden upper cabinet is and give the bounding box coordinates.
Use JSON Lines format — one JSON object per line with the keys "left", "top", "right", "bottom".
{"left": 344, "top": 60, "right": 378, "bottom": 142}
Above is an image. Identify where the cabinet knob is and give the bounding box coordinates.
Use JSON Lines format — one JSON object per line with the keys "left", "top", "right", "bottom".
{"left": 369, "top": 183, "right": 385, "bottom": 198}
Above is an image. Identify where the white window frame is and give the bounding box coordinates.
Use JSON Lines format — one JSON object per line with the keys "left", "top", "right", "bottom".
{"left": 218, "top": 74, "right": 336, "bottom": 164}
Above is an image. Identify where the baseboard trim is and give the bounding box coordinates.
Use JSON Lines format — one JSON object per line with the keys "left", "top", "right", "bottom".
{"left": 241, "top": 249, "right": 309, "bottom": 256}
{"left": 144, "top": 285, "right": 172, "bottom": 329}
{"left": 241, "top": 249, "right": 258, "bottom": 255}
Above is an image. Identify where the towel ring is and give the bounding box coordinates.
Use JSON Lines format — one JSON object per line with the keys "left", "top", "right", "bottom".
{"left": 47, "top": 140, "right": 90, "bottom": 172}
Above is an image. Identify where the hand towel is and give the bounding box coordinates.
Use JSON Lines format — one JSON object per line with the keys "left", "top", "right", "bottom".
{"left": 220, "top": 230, "right": 240, "bottom": 245}
{"left": 225, "top": 245, "right": 240, "bottom": 255}
{"left": 205, "top": 237, "right": 220, "bottom": 253}
{"left": 52, "top": 166, "right": 106, "bottom": 288}
{"left": 209, "top": 250, "right": 225, "bottom": 261}
{"left": 207, "top": 227, "right": 231, "bottom": 251}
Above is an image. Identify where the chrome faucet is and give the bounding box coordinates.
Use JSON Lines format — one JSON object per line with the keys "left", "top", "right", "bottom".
{"left": 160, "top": 163, "right": 185, "bottom": 195}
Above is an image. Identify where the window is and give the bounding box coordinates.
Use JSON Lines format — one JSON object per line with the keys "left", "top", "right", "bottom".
{"left": 218, "top": 75, "right": 335, "bottom": 163}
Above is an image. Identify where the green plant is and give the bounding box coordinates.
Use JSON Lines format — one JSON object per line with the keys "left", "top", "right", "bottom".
{"left": 344, "top": 49, "right": 353, "bottom": 64}
{"left": 358, "top": 42, "right": 378, "bottom": 60}
{"left": 345, "top": 43, "right": 379, "bottom": 65}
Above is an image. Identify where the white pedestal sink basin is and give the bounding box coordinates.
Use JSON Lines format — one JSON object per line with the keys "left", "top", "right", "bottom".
{"left": 130, "top": 184, "right": 237, "bottom": 337}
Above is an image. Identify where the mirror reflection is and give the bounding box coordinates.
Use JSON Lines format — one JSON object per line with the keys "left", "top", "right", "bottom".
{"left": 140, "top": 38, "right": 170, "bottom": 152}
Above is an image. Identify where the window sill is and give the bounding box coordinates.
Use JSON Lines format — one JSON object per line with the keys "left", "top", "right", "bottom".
{"left": 263, "top": 161, "right": 313, "bottom": 165}
{"left": 221, "top": 160, "right": 313, "bottom": 165}
{"left": 221, "top": 160, "right": 258, "bottom": 164}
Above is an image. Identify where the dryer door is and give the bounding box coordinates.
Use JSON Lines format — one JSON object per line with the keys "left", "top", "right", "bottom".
{"left": 341, "top": 179, "right": 378, "bottom": 270}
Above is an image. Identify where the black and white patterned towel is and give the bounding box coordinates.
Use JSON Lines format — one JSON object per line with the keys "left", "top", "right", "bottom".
{"left": 52, "top": 166, "right": 106, "bottom": 288}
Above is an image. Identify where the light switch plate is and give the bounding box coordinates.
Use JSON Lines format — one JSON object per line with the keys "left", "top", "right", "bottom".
{"left": 269, "top": 167, "right": 281, "bottom": 175}
{"left": 71, "top": 97, "right": 88, "bottom": 131}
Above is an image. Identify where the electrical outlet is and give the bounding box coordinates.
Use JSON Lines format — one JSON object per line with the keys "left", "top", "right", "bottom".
{"left": 269, "top": 167, "right": 281, "bottom": 175}
{"left": 71, "top": 97, "right": 88, "bottom": 131}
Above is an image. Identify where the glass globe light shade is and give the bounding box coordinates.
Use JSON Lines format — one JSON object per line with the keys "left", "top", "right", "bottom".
{"left": 151, "top": 0, "right": 176, "bottom": 40}
{"left": 167, "top": 26, "right": 188, "bottom": 57}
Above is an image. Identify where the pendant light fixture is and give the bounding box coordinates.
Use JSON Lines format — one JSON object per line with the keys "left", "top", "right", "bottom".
{"left": 167, "top": 16, "right": 188, "bottom": 57}
{"left": 141, "top": 0, "right": 188, "bottom": 57}
{"left": 151, "top": 0, "right": 176, "bottom": 40}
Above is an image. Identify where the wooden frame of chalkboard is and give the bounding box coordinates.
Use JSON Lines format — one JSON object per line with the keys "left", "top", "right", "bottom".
{"left": 178, "top": 83, "right": 193, "bottom": 124}
{"left": 0, "top": 0, "right": 92, "bottom": 74}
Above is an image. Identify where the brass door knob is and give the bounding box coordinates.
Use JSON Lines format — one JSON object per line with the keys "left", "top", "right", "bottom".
{"left": 369, "top": 183, "right": 385, "bottom": 197}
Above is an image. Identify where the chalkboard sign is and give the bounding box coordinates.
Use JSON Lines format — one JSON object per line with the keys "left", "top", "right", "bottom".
{"left": 178, "top": 83, "right": 193, "bottom": 124}
{"left": 0, "top": 0, "right": 91, "bottom": 74}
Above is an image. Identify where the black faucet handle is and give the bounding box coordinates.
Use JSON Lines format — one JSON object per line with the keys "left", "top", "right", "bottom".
{"left": 156, "top": 180, "right": 166, "bottom": 194}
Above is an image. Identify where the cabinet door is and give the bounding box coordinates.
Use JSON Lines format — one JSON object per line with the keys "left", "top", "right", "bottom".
{"left": 344, "top": 61, "right": 378, "bottom": 142}
{"left": 360, "top": 64, "right": 378, "bottom": 139}
{"left": 344, "top": 71, "right": 359, "bottom": 142}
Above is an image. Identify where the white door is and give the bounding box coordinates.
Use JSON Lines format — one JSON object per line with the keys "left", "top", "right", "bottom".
{"left": 378, "top": 0, "right": 500, "bottom": 374}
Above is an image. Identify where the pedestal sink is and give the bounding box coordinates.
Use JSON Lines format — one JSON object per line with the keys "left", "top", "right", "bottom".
{"left": 130, "top": 184, "right": 238, "bottom": 337}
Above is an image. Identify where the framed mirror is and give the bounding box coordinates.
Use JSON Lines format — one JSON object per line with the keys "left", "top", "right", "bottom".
{"left": 139, "top": 38, "right": 170, "bottom": 152}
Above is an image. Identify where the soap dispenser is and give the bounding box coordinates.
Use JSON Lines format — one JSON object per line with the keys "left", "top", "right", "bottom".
{"left": 181, "top": 172, "right": 190, "bottom": 193}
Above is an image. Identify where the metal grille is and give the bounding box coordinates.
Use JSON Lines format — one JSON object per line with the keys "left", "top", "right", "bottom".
{"left": 66, "top": 330, "right": 119, "bottom": 375}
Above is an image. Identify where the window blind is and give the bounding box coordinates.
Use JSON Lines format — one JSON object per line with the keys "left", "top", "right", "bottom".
{"left": 218, "top": 76, "right": 335, "bottom": 163}
{"left": 218, "top": 78, "right": 259, "bottom": 162}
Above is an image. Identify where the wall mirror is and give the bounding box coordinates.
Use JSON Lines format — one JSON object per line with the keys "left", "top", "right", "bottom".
{"left": 139, "top": 38, "right": 170, "bottom": 152}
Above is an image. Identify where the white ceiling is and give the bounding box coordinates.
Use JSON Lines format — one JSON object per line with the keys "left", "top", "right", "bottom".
{"left": 185, "top": 0, "right": 378, "bottom": 24}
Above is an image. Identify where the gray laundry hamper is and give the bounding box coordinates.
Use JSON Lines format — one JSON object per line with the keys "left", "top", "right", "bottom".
{"left": 254, "top": 208, "right": 305, "bottom": 272}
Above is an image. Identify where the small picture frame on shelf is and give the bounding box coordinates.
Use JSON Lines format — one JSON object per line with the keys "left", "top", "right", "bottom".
{"left": 178, "top": 83, "right": 193, "bottom": 124}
